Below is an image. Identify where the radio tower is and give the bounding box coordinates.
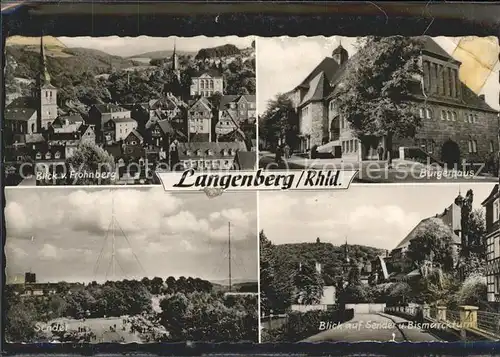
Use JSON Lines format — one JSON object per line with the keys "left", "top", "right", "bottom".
{"left": 93, "top": 189, "right": 146, "bottom": 282}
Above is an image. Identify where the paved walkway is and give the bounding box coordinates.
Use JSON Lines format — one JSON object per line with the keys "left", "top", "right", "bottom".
{"left": 259, "top": 154, "right": 497, "bottom": 183}
{"left": 301, "top": 313, "right": 440, "bottom": 342}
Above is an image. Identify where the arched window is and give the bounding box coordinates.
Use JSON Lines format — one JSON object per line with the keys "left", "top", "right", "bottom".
{"left": 446, "top": 111, "right": 452, "bottom": 120}
{"left": 440, "top": 110, "right": 446, "bottom": 120}
{"left": 45, "top": 152, "right": 52, "bottom": 160}
{"left": 35, "top": 152, "right": 42, "bottom": 159}
{"left": 419, "top": 108, "right": 425, "bottom": 119}
{"left": 425, "top": 108, "right": 432, "bottom": 119}
{"left": 54, "top": 151, "right": 61, "bottom": 159}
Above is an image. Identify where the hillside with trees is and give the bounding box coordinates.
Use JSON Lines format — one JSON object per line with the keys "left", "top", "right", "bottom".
{"left": 259, "top": 231, "right": 384, "bottom": 315}
{"left": 195, "top": 44, "right": 241, "bottom": 60}
{"left": 6, "top": 43, "right": 255, "bottom": 109}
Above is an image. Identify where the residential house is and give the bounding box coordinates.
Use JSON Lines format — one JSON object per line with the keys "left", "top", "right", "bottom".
{"left": 46, "top": 132, "right": 81, "bottom": 158}
{"left": 146, "top": 120, "right": 176, "bottom": 161}
{"left": 88, "top": 103, "right": 131, "bottom": 142}
{"left": 103, "top": 117, "right": 138, "bottom": 143}
{"left": 215, "top": 110, "right": 238, "bottom": 141}
{"left": 34, "top": 145, "right": 67, "bottom": 185}
{"left": 188, "top": 97, "right": 213, "bottom": 142}
{"left": 287, "top": 37, "right": 499, "bottom": 166}
{"left": 218, "top": 95, "right": 256, "bottom": 124}
{"left": 482, "top": 185, "right": 500, "bottom": 311}
{"left": 175, "top": 141, "right": 246, "bottom": 170}
{"left": 49, "top": 114, "right": 84, "bottom": 133}
{"left": 190, "top": 70, "right": 224, "bottom": 97}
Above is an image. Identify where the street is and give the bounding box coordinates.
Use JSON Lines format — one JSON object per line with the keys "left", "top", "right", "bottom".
{"left": 259, "top": 154, "right": 498, "bottom": 183}
{"left": 302, "top": 313, "right": 441, "bottom": 342}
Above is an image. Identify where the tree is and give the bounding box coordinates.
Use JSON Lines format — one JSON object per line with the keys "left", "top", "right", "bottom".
{"left": 5, "top": 301, "right": 39, "bottom": 342}
{"left": 316, "top": 237, "right": 321, "bottom": 244}
{"left": 150, "top": 277, "right": 164, "bottom": 295}
{"left": 335, "top": 36, "right": 423, "bottom": 166}
{"left": 259, "top": 93, "right": 299, "bottom": 150}
{"left": 347, "top": 266, "right": 361, "bottom": 286}
{"left": 65, "top": 141, "right": 116, "bottom": 185}
{"left": 406, "top": 219, "right": 456, "bottom": 272}
{"left": 294, "top": 263, "right": 324, "bottom": 305}
{"left": 259, "top": 230, "right": 277, "bottom": 315}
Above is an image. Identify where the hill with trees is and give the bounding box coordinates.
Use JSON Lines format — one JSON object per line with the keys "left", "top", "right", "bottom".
{"left": 195, "top": 44, "right": 241, "bottom": 60}
{"left": 273, "top": 241, "right": 385, "bottom": 285}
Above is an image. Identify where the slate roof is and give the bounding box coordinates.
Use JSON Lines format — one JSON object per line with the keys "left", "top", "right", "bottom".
{"left": 6, "top": 96, "right": 38, "bottom": 110}
{"left": 4, "top": 107, "right": 37, "bottom": 121}
{"left": 393, "top": 216, "right": 461, "bottom": 251}
{"left": 93, "top": 103, "right": 129, "bottom": 114}
{"left": 218, "top": 95, "right": 256, "bottom": 110}
{"left": 25, "top": 133, "right": 46, "bottom": 144}
{"left": 52, "top": 114, "right": 84, "bottom": 127}
{"left": 192, "top": 69, "right": 223, "bottom": 78}
{"left": 300, "top": 72, "right": 330, "bottom": 106}
{"left": 127, "top": 129, "right": 144, "bottom": 142}
{"left": 481, "top": 184, "right": 499, "bottom": 206}
{"left": 111, "top": 117, "right": 136, "bottom": 123}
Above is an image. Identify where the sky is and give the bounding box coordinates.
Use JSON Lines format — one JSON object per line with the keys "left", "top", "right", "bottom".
{"left": 257, "top": 36, "right": 500, "bottom": 114}
{"left": 57, "top": 36, "right": 255, "bottom": 57}
{"left": 5, "top": 187, "right": 257, "bottom": 284}
{"left": 259, "top": 183, "right": 495, "bottom": 251}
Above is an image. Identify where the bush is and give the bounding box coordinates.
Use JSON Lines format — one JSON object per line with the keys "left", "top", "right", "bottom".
{"left": 453, "top": 274, "right": 487, "bottom": 308}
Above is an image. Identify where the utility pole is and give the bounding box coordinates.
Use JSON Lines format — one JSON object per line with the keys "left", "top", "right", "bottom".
{"left": 228, "top": 221, "right": 232, "bottom": 292}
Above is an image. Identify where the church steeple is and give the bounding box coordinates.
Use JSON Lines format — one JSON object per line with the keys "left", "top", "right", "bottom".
{"left": 40, "top": 36, "right": 51, "bottom": 86}
{"left": 171, "top": 38, "right": 181, "bottom": 83}
{"left": 332, "top": 39, "right": 349, "bottom": 66}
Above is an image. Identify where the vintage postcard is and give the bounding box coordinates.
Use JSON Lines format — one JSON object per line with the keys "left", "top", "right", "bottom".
{"left": 259, "top": 183, "right": 500, "bottom": 342}
{"left": 257, "top": 36, "right": 500, "bottom": 183}
{"left": 4, "top": 36, "right": 256, "bottom": 186}
{"left": 4, "top": 187, "right": 258, "bottom": 343}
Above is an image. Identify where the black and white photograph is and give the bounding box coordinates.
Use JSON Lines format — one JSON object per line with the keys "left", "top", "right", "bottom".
{"left": 4, "top": 36, "right": 256, "bottom": 186}
{"left": 257, "top": 36, "right": 500, "bottom": 183}
{"left": 4, "top": 187, "right": 258, "bottom": 343}
{"left": 259, "top": 184, "right": 500, "bottom": 342}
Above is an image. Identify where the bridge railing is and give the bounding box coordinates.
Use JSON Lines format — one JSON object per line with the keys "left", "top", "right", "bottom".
{"left": 477, "top": 310, "right": 500, "bottom": 336}
{"left": 385, "top": 304, "right": 500, "bottom": 340}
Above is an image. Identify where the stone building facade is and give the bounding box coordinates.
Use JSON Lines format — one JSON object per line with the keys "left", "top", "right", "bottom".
{"left": 287, "top": 37, "right": 499, "bottom": 165}
{"left": 482, "top": 185, "right": 500, "bottom": 311}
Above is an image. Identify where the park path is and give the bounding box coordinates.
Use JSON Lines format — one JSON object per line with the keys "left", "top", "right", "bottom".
{"left": 301, "top": 313, "right": 440, "bottom": 342}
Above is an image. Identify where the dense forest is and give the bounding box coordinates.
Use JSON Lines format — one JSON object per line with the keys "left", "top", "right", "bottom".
{"left": 5, "top": 43, "right": 256, "bottom": 110}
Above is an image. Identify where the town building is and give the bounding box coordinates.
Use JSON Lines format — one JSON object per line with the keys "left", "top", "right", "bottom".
{"left": 482, "top": 184, "right": 500, "bottom": 311}
{"left": 190, "top": 70, "right": 224, "bottom": 97}
{"left": 287, "top": 37, "right": 499, "bottom": 165}
{"left": 175, "top": 141, "right": 246, "bottom": 170}
{"left": 187, "top": 97, "right": 213, "bottom": 142}
{"left": 218, "top": 95, "right": 256, "bottom": 124}
{"left": 5, "top": 107, "right": 38, "bottom": 136}
{"left": 49, "top": 114, "right": 85, "bottom": 133}
{"left": 88, "top": 103, "right": 132, "bottom": 143}
{"left": 103, "top": 117, "right": 138, "bottom": 143}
